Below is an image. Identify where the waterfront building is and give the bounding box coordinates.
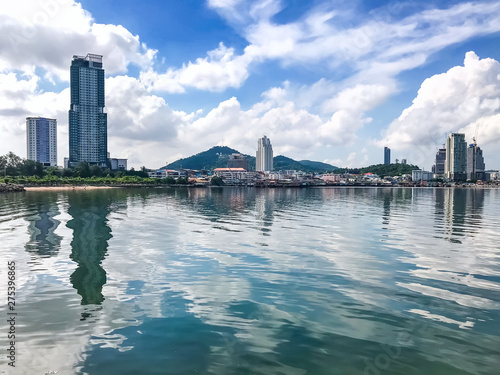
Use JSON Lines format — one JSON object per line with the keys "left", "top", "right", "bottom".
{"left": 256, "top": 136, "right": 273, "bottom": 172}
{"left": 214, "top": 168, "right": 256, "bottom": 181}
{"left": 445, "top": 133, "right": 467, "bottom": 181}
{"left": 432, "top": 147, "right": 446, "bottom": 175}
{"left": 412, "top": 170, "right": 434, "bottom": 181}
{"left": 485, "top": 171, "right": 499, "bottom": 181}
{"left": 467, "top": 142, "right": 485, "bottom": 181}
{"left": 26, "top": 117, "right": 57, "bottom": 167}
{"left": 384, "top": 147, "right": 391, "bottom": 165}
{"left": 321, "top": 174, "right": 341, "bottom": 183}
{"left": 227, "top": 153, "right": 248, "bottom": 170}
{"left": 69, "top": 53, "right": 107, "bottom": 168}
{"left": 110, "top": 158, "right": 127, "bottom": 171}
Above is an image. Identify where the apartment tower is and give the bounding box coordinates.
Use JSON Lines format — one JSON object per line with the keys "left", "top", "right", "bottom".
{"left": 256, "top": 136, "right": 273, "bottom": 172}
{"left": 445, "top": 133, "right": 467, "bottom": 181}
{"left": 384, "top": 147, "right": 391, "bottom": 165}
{"left": 68, "top": 53, "right": 107, "bottom": 167}
{"left": 26, "top": 117, "right": 57, "bottom": 167}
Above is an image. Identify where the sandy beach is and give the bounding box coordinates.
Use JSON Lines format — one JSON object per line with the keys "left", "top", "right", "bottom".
{"left": 24, "top": 185, "right": 117, "bottom": 191}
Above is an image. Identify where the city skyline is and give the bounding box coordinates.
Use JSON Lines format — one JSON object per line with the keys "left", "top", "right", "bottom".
{"left": 2, "top": 1, "right": 500, "bottom": 170}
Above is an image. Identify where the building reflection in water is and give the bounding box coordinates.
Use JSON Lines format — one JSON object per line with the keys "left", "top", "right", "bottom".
{"left": 66, "top": 191, "right": 112, "bottom": 319}
{"left": 439, "top": 188, "right": 485, "bottom": 243}
{"left": 25, "top": 193, "right": 62, "bottom": 257}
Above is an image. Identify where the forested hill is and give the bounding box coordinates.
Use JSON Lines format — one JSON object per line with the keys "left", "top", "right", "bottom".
{"left": 162, "top": 146, "right": 338, "bottom": 172}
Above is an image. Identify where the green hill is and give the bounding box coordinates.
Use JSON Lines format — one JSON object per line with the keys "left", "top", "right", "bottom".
{"left": 162, "top": 146, "right": 240, "bottom": 170}
{"left": 299, "top": 160, "right": 338, "bottom": 171}
{"left": 335, "top": 163, "right": 420, "bottom": 178}
{"left": 162, "top": 146, "right": 338, "bottom": 172}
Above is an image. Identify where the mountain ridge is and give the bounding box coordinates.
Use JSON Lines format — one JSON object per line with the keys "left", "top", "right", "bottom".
{"left": 161, "top": 146, "right": 338, "bottom": 172}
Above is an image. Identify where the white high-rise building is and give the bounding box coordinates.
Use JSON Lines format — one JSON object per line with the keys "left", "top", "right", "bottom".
{"left": 26, "top": 117, "right": 57, "bottom": 167}
{"left": 256, "top": 135, "right": 273, "bottom": 172}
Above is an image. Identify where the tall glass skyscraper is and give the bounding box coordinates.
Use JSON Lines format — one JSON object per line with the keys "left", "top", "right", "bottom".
{"left": 69, "top": 53, "right": 107, "bottom": 167}
{"left": 256, "top": 135, "right": 273, "bottom": 172}
{"left": 26, "top": 117, "right": 57, "bottom": 167}
{"left": 445, "top": 133, "right": 467, "bottom": 181}
{"left": 384, "top": 147, "right": 391, "bottom": 165}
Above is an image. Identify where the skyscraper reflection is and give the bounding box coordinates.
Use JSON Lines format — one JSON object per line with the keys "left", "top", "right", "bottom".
{"left": 66, "top": 191, "right": 112, "bottom": 314}
{"left": 25, "top": 193, "right": 62, "bottom": 257}
{"left": 440, "top": 188, "right": 485, "bottom": 243}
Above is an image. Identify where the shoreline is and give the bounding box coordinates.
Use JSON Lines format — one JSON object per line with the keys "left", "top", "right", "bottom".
{"left": 24, "top": 185, "right": 118, "bottom": 191}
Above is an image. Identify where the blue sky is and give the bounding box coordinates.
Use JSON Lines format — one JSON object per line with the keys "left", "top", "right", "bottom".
{"left": 1, "top": 0, "right": 500, "bottom": 169}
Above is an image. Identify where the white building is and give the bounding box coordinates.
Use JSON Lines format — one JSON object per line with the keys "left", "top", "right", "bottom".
{"left": 110, "top": 158, "right": 127, "bottom": 171}
{"left": 256, "top": 135, "right": 273, "bottom": 172}
{"left": 412, "top": 170, "right": 434, "bottom": 181}
{"left": 26, "top": 117, "right": 57, "bottom": 167}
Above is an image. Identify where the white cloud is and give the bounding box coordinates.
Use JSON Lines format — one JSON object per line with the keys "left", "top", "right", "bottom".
{"left": 141, "top": 43, "right": 251, "bottom": 93}
{"left": 378, "top": 51, "right": 500, "bottom": 169}
{"left": 380, "top": 52, "right": 500, "bottom": 149}
{"left": 0, "top": 0, "right": 156, "bottom": 80}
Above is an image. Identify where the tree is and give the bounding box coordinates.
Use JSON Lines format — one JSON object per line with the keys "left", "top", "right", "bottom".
{"left": 74, "top": 162, "right": 91, "bottom": 178}
{"left": 211, "top": 176, "right": 225, "bottom": 186}
{"left": 46, "top": 167, "right": 62, "bottom": 177}
{"left": 2, "top": 152, "right": 23, "bottom": 176}
{"left": 62, "top": 168, "right": 74, "bottom": 177}
{"left": 19, "top": 159, "right": 44, "bottom": 177}
{"left": 90, "top": 165, "right": 103, "bottom": 177}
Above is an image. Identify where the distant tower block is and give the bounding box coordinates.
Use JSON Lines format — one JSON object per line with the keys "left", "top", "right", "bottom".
{"left": 256, "top": 136, "right": 273, "bottom": 172}
{"left": 384, "top": 147, "right": 391, "bottom": 165}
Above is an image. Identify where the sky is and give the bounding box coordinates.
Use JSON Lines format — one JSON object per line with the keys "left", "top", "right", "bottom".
{"left": 1, "top": 0, "right": 500, "bottom": 170}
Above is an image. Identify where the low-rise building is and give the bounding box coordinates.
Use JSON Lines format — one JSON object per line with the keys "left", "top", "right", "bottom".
{"left": 321, "top": 174, "right": 341, "bottom": 183}
{"left": 412, "top": 170, "right": 433, "bottom": 181}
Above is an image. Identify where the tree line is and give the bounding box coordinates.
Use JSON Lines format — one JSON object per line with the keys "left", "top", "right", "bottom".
{"left": 0, "top": 152, "right": 190, "bottom": 185}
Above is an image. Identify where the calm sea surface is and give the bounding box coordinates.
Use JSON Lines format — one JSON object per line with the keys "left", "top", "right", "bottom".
{"left": 0, "top": 187, "right": 499, "bottom": 375}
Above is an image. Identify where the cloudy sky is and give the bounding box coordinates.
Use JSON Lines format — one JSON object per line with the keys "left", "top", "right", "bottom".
{"left": 1, "top": 0, "right": 500, "bottom": 170}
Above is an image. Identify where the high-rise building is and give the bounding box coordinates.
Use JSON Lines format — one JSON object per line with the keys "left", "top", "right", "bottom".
{"left": 445, "top": 133, "right": 467, "bottom": 181}
{"left": 26, "top": 117, "right": 57, "bottom": 167}
{"left": 467, "top": 142, "right": 485, "bottom": 181}
{"left": 69, "top": 53, "right": 107, "bottom": 168}
{"left": 384, "top": 147, "right": 391, "bottom": 165}
{"left": 227, "top": 153, "right": 248, "bottom": 170}
{"left": 432, "top": 147, "right": 446, "bottom": 175}
{"left": 256, "top": 136, "right": 273, "bottom": 172}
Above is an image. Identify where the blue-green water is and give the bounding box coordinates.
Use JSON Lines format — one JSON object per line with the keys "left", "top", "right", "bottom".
{"left": 1, "top": 187, "right": 499, "bottom": 375}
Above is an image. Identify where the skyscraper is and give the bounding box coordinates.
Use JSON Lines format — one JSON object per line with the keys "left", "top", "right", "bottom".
{"left": 445, "top": 133, "right": 467, "bottom": 181}
{"left": 432, "top": 147, "right": 446, "bottom": 175}
{"left": 256, "top": 136, "right": 273, "bottom": 172}
{"left": 69, "top": 53, "right": 107, "bottom": 168}
{"left": 467, "top": 142, "right": 485, "bottom": 181}
{"left": 26, "top": 117, "right": 57, "bottom": 167}
{"left": 384, "top": 147, "right": 391, "bottom": 165}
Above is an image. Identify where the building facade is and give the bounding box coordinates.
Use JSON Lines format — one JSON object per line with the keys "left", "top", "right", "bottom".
{"left": 384, "top": 147, "right": 391, "bottom": 165}
{"left": 432, "top": 148, "right": 446, "bottom": 175}
{"left": 467, "top": 144, "right": 485, "bottom": 181}
{"left": 69, "top": 53, "right": 107, "bottom": 168}
{"left": 227, "top": 153, "right": 248, "bottom": 170}
{"left": 445, "top": 133, "right": 467, "bottom": 181}
{"left": 256, "top": 135, "right": 273, "bottom": 172}
{"left": 412, "top": 170, "right": 434, "bottom": 182}
{"left": 26, "top": 117, "right": 57, "bottom": 167}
